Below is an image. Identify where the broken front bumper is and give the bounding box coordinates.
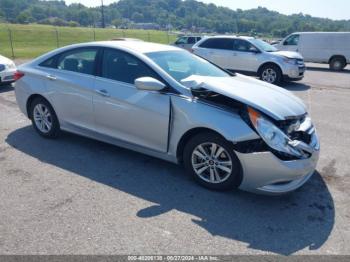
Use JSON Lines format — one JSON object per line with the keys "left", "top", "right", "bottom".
{"left": 236, "top": 147, "right": 319, "bottom": 195}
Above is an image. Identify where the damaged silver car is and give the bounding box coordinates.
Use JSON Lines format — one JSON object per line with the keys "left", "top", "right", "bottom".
{"left": 14, "top": 41, "right": 320, "bottom": 194}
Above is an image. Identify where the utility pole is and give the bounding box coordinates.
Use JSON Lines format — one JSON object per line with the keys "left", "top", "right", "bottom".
{"left": 101, "top": 0, "right": 105, "bottom": 28}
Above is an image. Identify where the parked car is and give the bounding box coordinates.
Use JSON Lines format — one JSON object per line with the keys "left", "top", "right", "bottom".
{"left": 14, "top": 41, "right": 319, "bottom": 195}
{"left": 192, "top": 35, "right": 305, "bottom": 85}
{"left": 274, "top": 32, "right": 350, "bottom": 71}
{"left": 0, "top": 54, "right": 16, "bottom": 85}
{"left": 173, "top": 36, "right": 202, "bottom": 51}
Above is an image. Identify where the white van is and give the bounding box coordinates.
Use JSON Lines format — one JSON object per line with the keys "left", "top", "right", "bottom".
{"left": 275, "top": 32, "right": 350, "bottom": 71}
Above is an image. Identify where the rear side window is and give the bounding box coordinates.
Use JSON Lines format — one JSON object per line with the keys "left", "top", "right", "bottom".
{"left": 199, "top": 38, "right": 234, "bottom": 50}
{"left": 101, "top": 49, "right": 161, "bottom": 84}
{"left": 39, "top": 57, "right": 56, "bottom": 68}
{"left": 57, "top": 48, "right": 98, "bottom": 75}
{"left": 284, "top": 35, "right": 300, "bottom": 46}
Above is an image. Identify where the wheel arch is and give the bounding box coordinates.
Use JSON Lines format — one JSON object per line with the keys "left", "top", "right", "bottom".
{"left": 26, "top": 94, "right": 55, "bottom": 120}
{"left": 257, "top": 62, "right": 282, "bottom": 76}
{"left": 328, "top": 55, "right": 346, "bottom": 64}
{"left": 176, "top": 127, "right": 227, "bottom": 163}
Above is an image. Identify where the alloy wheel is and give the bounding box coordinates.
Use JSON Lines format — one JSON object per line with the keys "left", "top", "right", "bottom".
{"left": 33, "top": 103, "right": 52, "bottom": 133}
{"left": 262, "top": 68, "right": 277, "bottom": 83}
{"left": 191, "top": 142, "right": 233, "bottom": 184}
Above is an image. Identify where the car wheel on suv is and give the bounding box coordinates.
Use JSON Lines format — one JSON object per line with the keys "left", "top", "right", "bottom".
{"left": 259, "top": 64, "right": 282, "bottom": 85}
{"left": 183, "top": 132, "right": 241, "bottom": 191}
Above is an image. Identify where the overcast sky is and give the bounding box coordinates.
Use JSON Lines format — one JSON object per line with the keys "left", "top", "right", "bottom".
{"left": 64, "top": 0, "right": 350, "bottom": 20}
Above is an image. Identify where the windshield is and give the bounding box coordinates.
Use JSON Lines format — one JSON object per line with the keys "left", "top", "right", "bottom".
{"left": 146, "top": 50, "right": 229, "bottom": 83}
{"left": 249, "top": 39, "right": 277, "bottom": 52}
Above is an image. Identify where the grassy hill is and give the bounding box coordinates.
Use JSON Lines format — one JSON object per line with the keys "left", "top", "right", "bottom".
{"left": 0, "top": 23, "right": 177, "bottom": 59}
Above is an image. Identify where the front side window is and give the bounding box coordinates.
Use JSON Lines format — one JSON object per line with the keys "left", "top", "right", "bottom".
{"left": 101, "top": 49, "right": 160, "bottom": 84}
{"left": 199, "top": 38, "right": 234, "bottom": 50}
{"left": 284, "top": 34, "right": 300, "bottom": 46}
{"left": 248, "top": 39, "right": 277, "bottom": 52}
{"left": 146, "top": 50, "right": 229, "bottom": 83}
{"left": 233, "top": 39, "right": 259, "bottom": 52}
{"left": 57, "top": 48, "right": 98, "bottom": 75}
{"left": 175, "top": 37, "right": 187, "bottom": 45}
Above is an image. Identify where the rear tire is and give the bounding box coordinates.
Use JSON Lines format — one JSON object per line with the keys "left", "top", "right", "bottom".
{"left": 259, "top": 64, "right": 282, "bottom": 85}
{"left": 183, "top": 132, "right": 242, "bottom": 191}
{"left": 29, "top": 97, "right": 60, "bottom": 138}
{"left": 329, "top": 57, "right": 346, "bottom": 71}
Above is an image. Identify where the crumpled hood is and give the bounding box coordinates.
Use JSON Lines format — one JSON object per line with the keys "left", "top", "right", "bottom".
{"left": 272, "top": 50, "right": 303, "bottom": 59}
{"left": 181, "top": 74, "right": 307, "bottom": 120}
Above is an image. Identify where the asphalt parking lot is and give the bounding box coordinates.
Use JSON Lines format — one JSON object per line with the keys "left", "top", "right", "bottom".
{"left": 0, "top": 62, "right": 349, "bottom": 255}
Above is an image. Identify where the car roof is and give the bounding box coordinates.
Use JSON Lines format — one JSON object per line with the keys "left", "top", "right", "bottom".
{"left": 92, "top": 40, "right": 180, "bottom": 53}
{"left": 203, "top": 35, "right": 254, "bottom": 40}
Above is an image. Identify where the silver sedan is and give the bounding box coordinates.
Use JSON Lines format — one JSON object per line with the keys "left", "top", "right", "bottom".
{"left": 14, "top": 41, "right": 320, "bottom": 194}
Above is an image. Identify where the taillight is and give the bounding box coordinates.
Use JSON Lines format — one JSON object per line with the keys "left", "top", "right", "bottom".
{"left": 14, "top": 71, "right": 25, "bottom": 81}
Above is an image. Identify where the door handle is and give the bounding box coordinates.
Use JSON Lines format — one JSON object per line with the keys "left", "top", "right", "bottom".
{"left": 233, "top": 53, "right": 237, "bottom": 56}
{"left": 95, "top": 89, "right": 110, "bottom": 97}
{"left": 46, "top": 74, "right": 56, "bottom": 81}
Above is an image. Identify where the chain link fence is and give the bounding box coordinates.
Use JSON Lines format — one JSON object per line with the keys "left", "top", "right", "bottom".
{"left": 0, "top": 26, "right": 177, "bottom": 59}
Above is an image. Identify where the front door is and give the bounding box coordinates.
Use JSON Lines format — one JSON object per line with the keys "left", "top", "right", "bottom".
{"left": 93, "top": 48, "right": 170, "bottom": 152}
{"left": 230, "top": 39, "right": 260, "bottom": 72}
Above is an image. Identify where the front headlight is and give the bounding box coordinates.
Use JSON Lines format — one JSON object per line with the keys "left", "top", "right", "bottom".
{"left": 282, "top": 57, "right": 297, "bottom": 65}
{"left": 248, "top": 107, "right": 304, "bottom": 158}
{"left": 0, "top": 64, "right": 5, "bottom": 72}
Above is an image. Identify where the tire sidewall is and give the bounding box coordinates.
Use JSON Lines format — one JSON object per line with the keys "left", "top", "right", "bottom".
{"left": 30, "top": 97, "right": 60, "bottom": 138}
{"left": 183, "top": 132, "right": 242, "bottom": 191}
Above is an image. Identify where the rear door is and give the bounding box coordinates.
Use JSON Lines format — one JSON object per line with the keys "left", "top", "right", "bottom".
{"left": 40, "top": 47, "right": 98, "bottom": 131}
{"left": 194, "top": 38, "right": 235, "bottom": 70}
{"left": 93, "top": 48, "right": 170, "bottom": 152}
{"left": 184, "top": 37, "right": 196, "bottom": 50}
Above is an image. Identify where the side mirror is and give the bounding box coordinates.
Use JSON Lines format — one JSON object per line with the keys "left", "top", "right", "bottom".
{"left": 135, "top": 77, "right": 166, "bottom": 91}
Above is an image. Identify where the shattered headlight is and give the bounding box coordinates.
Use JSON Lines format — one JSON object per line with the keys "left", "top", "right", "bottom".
{"left": 248, "top": 107, "right": 305, "bottom": 158}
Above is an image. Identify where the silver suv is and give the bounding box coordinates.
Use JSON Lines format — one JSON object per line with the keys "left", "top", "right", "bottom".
{"left": 193, "top": 36, "right": 305, "bottom": 85}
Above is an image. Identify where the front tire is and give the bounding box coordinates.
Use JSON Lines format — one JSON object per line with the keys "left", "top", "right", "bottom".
{"left": 30, "top": 97, "right": 60, "bottom": 138}
{"left": 183, "top": 132, "right": 242, "bottom": 191}
{"left": 259, "top": 64, "right": 282, "bottom": 85}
